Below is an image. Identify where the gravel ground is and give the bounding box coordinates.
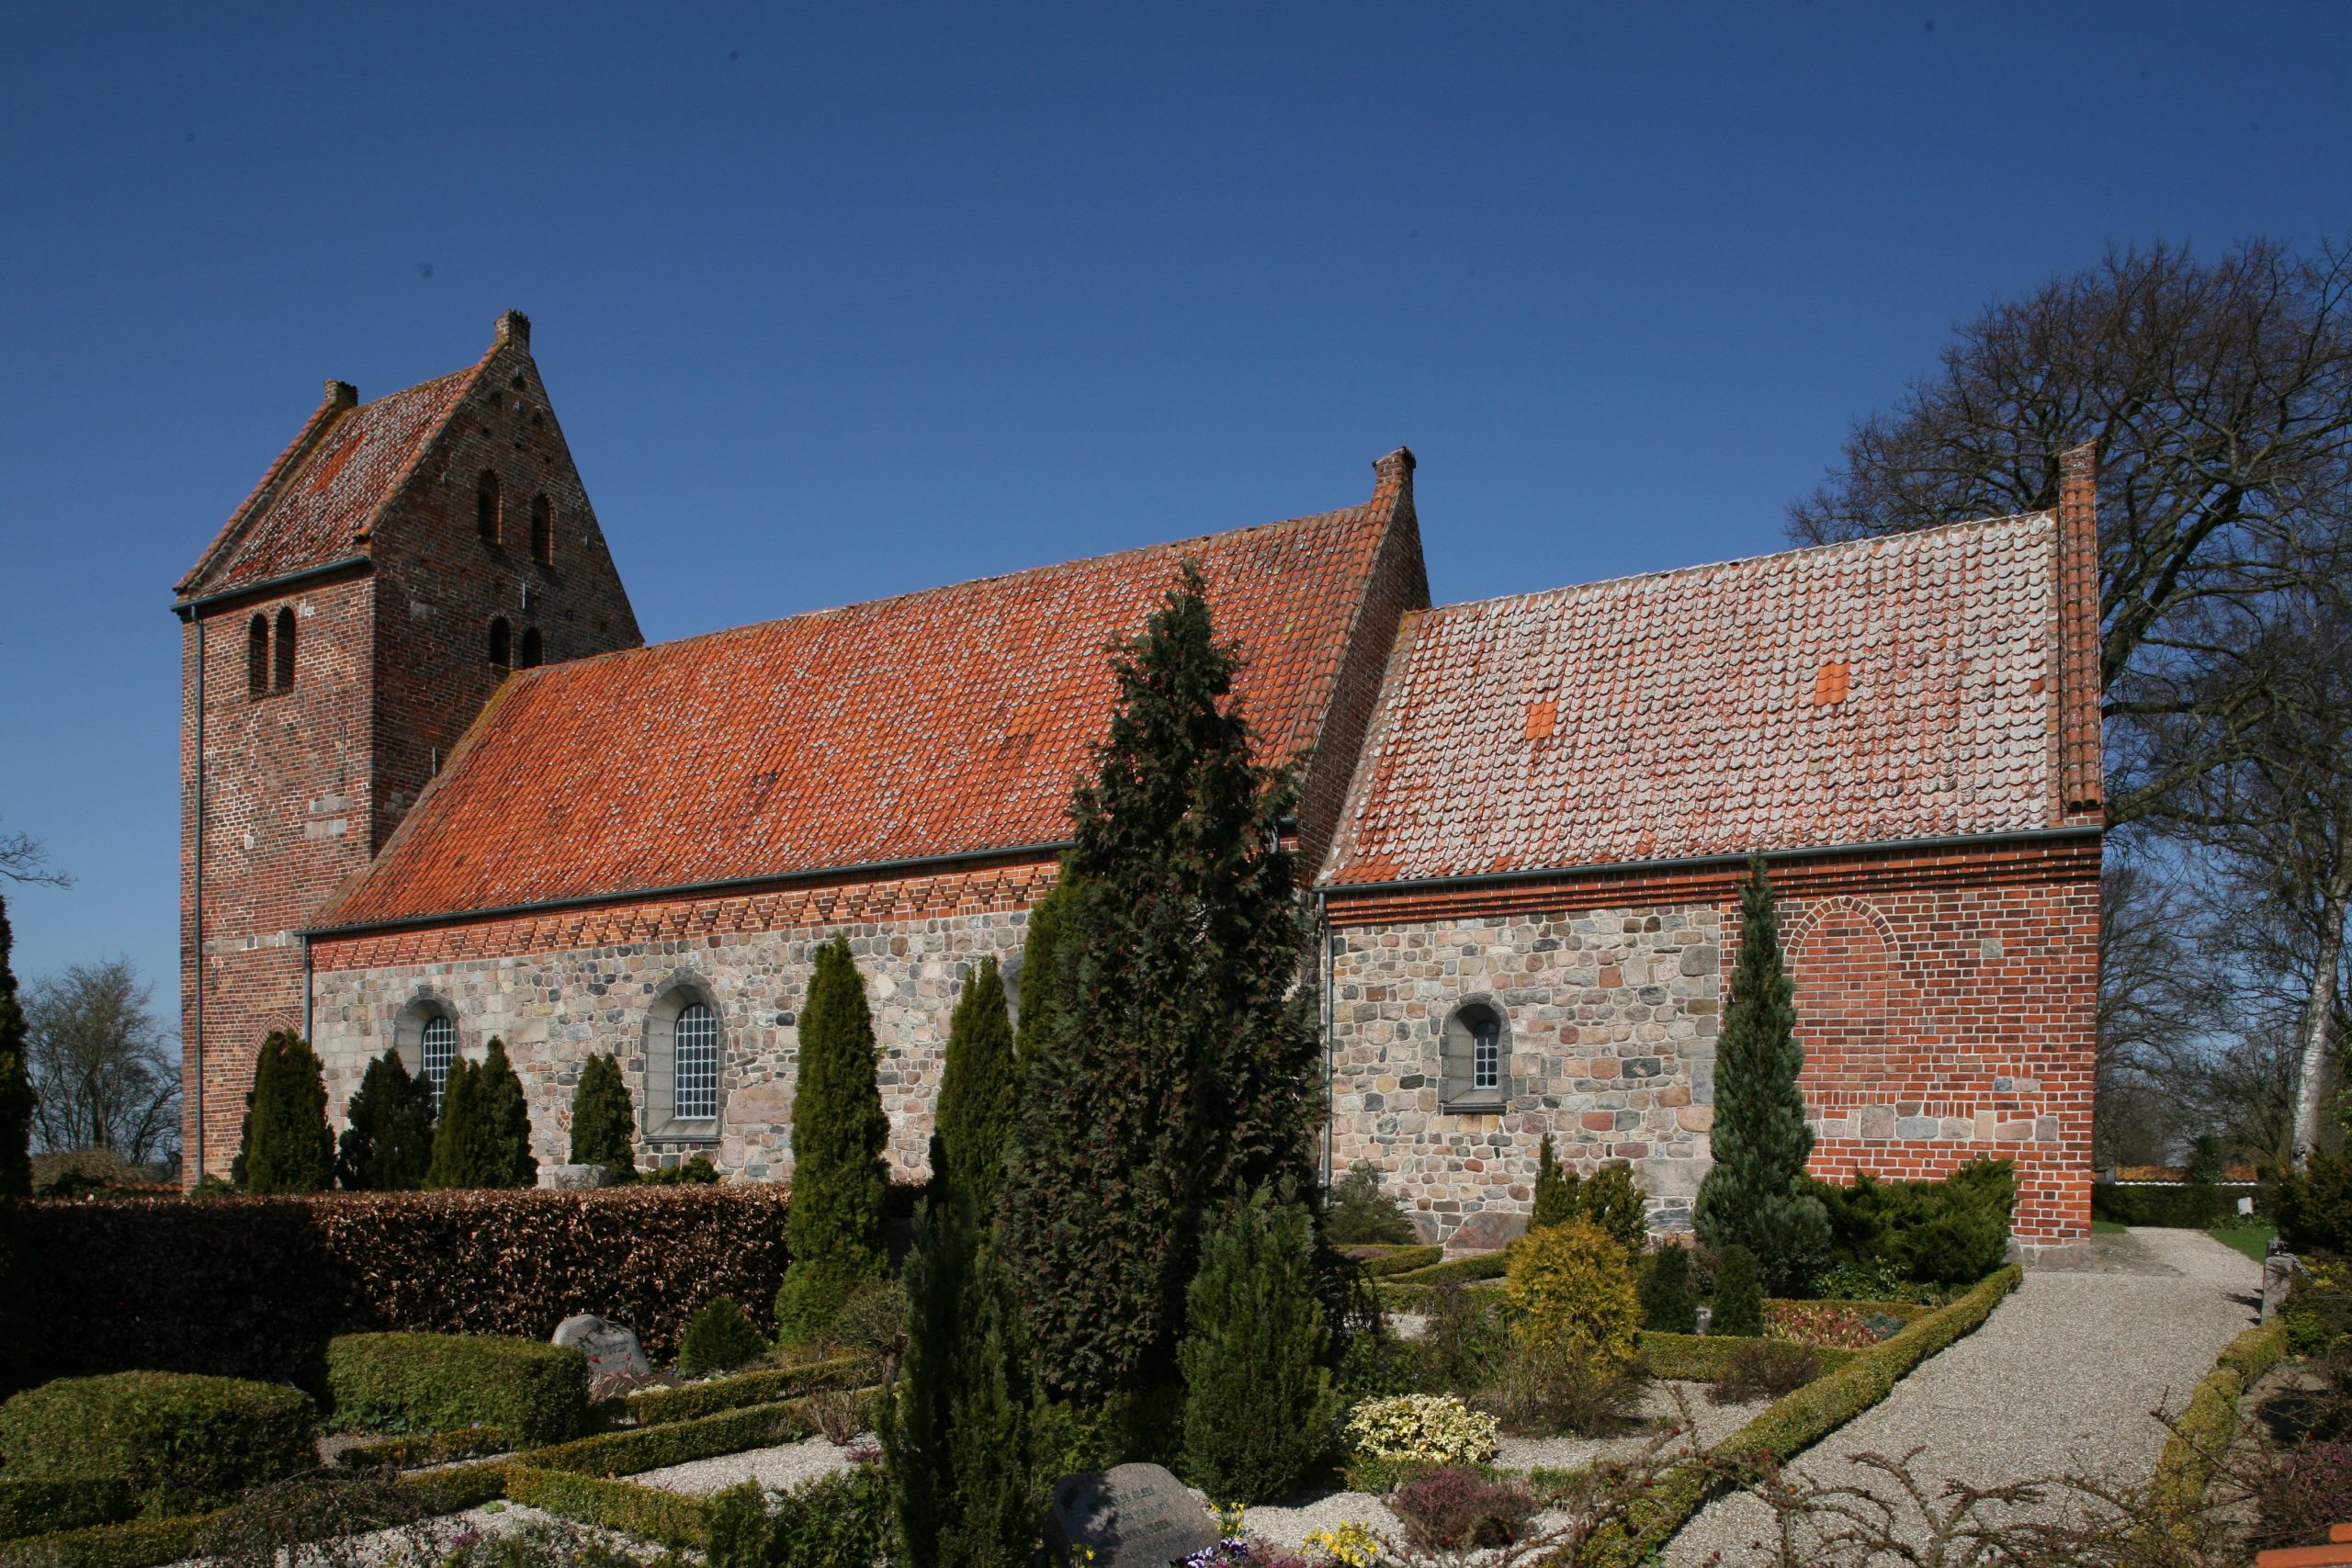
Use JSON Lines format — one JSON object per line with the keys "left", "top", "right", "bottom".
{"left": 631, "top": 1431, "right": 871, "bottom": 1495}
{"left": 1663, "top": 1229, "right": 2262, "bottom": 1566}
{"left": 166, "top": 1501, "right": 610, "bottom": 1568}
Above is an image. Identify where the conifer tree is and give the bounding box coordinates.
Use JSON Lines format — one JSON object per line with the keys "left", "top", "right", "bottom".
{"left": 0, "top": 898, "right": 32, "bottom": 1199}
{"left": 236, "top": 1031, "right": 334, "bottom": 1193}
{"left": 569, "top": 1052, "right": 637, "bottom": 1180}
{"left": 1639, "top": 1244, "right": 1696, "bottom": 1333}
{"left": 1530, "top": 1133, "right": 1579, "bottom": 1232}
{"left": 886, "top": 1192, "right": 1037, "bottom": 1568}
{"left": 1001, "top": 564, "right": 1322, "bottom": 1401}
{"left": 476, "top": 1039, "right": 539, "bottom": 1189}
{"left": 423, "top": 1056, "right": 485, "bottom": 1190}
{"left": 930, "top": 958, "right": 1016, "bottom": 1220}
{"left": 1177, "top": 1188, "right": 1335, "bottom": 1505}
{"left": 1693, "top": 859, "right": 1830, "bottom": 1294}
{"left": 336, "top": 1048, "right": 434, "bottom": 1190}
{"left": 1711, "top": 1243, "right": 1765, "bottom": 1337}
{"left": 1013, "top": 874, "right": 1078, "bottom": 1067}
{"left": 776, "top": 937, "right": 890, "bottom": 1344}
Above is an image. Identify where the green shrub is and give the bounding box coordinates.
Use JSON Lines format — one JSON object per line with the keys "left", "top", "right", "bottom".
{"left": 931, "top": 956, "right": 1018, "bottom": 1221}
{"left": 1325, "top": 1162, "right": 1419, "bottom": 1247}
{"left": 1388, "top": 1251, "right": 1509, "bottom": 1286}
{"left": 233, "top": 1032, "right": 334, "bottom": 1194}
{"left": 325, "top": 1332, "right": 587, "bottom": 1447}
{"left": 1806, "top": 1160, "right": 2015, "bottom": 1288}
{"left": 2149, "top": 1315, "right": 2291, "bottom": 1530}
{"left": 331, "top": 1426, "right": 511, "bottom": 1469}
{"left": 1413, "top": 1282, "right": 1510, "bottom": 1394}
{"left": 1178, "top": 1189, "right": 1337, "bottom": 1504}
{"left": 2276, "top": 1152, "right": 2352, "bottom": 1254}
{"left": 1639, "top": 1245, "right": 1696, "bottom": 1333}
{"left": 0, "top": 897, "right": 33, "bottom": 1202}
{"left": 1712, "top": 1244, "right": 1764, "bottom": 1337}
{"left": 640, "top": 1155, "right": 720, "bottom": 1185}
{"left": 627, "top": 1354, "right": 870, "bottom": 1427}
{"left": 505, "top": 1467, "right": 709, "bottom": 1550}
{"left": 706, "top": 1467, "right": 894, "bottom": 1568}
{"left": 1361, "top": 1245, "right": 1444, "bottom": 1278}
{"left": 528, "top": 1394, "right": 818, "bottom": 1478}
{"left": 1710, "top": 1337, "right": 1819, "bottom": 1404}
{"left": 336, "top": 1048, "right": 434, "bottom": 1191}
{"left": 0, "top": 1371, "right": 316, "bottom": 1517}
{"left": 1501, "top": 1219, "right": 1640, "bottom": 1370}
{"left": 678, "top": 1297, "right": 768, "bottom": 1378}
{"left": 775, "top": 938, "right": 890, "bottom": 1346}
{"left": 1578, "top": 1166, "right": 1650, "bottom": 1256}
{"left": 1531, "top": 1135, "right": 1578, "bottom": 1232}
{"left": 1479, "top": 1339, "right": 1644, "bottom": 1438}
{"left": 568, "top": 1053, "right": 637, "bottom": 1181}
{"left": 1636, "top": 1331, "right": 1856, "bottom": 1382}
{"left": 0, "top": 1476, "right": 136, "bottom": 1540}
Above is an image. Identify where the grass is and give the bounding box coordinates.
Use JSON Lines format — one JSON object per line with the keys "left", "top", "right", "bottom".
{"left": 2091, "top": 1217, "right": 2128, "bottom": 1235}
{"left": 2205, "top": 1221, "right": 2274, "bottom": 1262}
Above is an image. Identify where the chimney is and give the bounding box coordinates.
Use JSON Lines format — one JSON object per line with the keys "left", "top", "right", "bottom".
{"left": 496, "top": 310, "right": 532, "bottom": 348}
{"left": 1372, "top": 446, "right": 1417, "bottom": 515}
{"left": 2055, "top": 442, "right": 2103, "bottom": 822}
{"left": 325, "top": 379, "right": 357, "bottom": 410}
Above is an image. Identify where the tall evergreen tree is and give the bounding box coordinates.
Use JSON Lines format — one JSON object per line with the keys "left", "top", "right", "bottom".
{"left": 775, "top": 937, "right": 890, "bottom": 1344}
{"left": 1692, "top": 859, "right": 1830, "bottom": 1293}
{"left": 1001, "top": 564, "right": 1323, "bottom": 1401}
{"left": 476, "top": 1039, "right": 539, "bottom": 1189}
{"left": 422, "top": 1056, "right": 485, "bottom": 1190}
{"left": 235, "top": 1031, "right": 334, "bottom": 1193}
{"left": 0, "top": 898, "right": 33, "bottom": 1199}
{"left": 931, "top": 958, "right": 1017, "bottom": 1220}
{"left": 569, "top": 1052, "right": 637, "bottom": 1180}
{"left": 885, "top": 1192, "right": 1038, "bottom": 1568}
{"left": 1013, "top": 873, "right": 1078, "bottom": 1067}
{"left": 336, "top": 1048, "right": 434, "bottom": 1190}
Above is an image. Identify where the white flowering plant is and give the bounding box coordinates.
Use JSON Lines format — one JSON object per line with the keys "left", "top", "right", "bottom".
{"left": 1342, "top": 1393, "right": 1501, "bottom": 1468}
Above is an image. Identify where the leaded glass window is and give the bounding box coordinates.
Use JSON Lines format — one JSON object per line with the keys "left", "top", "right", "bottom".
{"left": 421, "top": 1016, "right": 457, "bottom": 1111}
{"left": 674, "top": 1002, "right": 718, "bottom": 1120}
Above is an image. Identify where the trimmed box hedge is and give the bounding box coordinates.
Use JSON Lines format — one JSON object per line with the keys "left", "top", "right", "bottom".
{"left": 1359, "top": 1246, "right": 1444, "bottom": 1278}
{"left": 1636, "top": 1332, "right": 1858, "bottom": 1382}
{"left": 0, "top": 1479, "right": 135, "bottom": 1542}
{"left": 2148, "top": 1315, "right": 2289, "bottom": 1532}
{"left": 529, "top": 1395, "right": 823, "bottom": 1478}
{"left": 505, "top": 1468, "right": 709, "bottom": 1550}
{"left": 333, "top": 1426, "right": 512, "bottom": 1470}
{"left": 1580, "top": 1262, "right": 2023, "bottom": 1566}
{"left": 0, "top": 1372, "right": 316, "bottom": 1518}
{"left": 17, "top": 1184, "right": 800, "bottom": 1383}
{"left": 326, "top": 1332, "right": 586, "bottom": 1447}
{"left": 626, "top": 1354, "right": 872, "bottom": 1427}
{"left": 1389, "top": 1250, "right": 1510, "bottom": 1285}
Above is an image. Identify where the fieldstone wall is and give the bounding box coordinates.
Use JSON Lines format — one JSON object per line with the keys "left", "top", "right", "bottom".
{"left": 310, "top": 908, "right": 1034, "bottom": 1180}
{"left": 1327, "top": 904, "right": 1722, "bottom": 1248}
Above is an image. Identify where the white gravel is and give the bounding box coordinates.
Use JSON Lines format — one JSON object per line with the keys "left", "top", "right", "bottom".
{"left": 630, "top": 1431, "right": 872, "bottom": 1495}
{"left": 1663, "top": 1229, "right": 2262, "bottom": 1565}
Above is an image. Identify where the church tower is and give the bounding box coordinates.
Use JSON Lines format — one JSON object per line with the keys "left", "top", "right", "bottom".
{"left": 175, "top": 312, "right": 641, "bottom": 1182}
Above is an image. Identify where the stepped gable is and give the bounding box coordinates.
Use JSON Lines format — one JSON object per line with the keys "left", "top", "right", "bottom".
{"left": 177, "top": 370, "right": 473, "bottom": 598}
{"left": 1322, "top": 512, "right": 2063, "bottom": 886}
{"left": 317, "top": 491, "right": 1403, "bottom": 931}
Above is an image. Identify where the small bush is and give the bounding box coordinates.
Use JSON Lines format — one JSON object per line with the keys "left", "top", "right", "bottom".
{"left": 639, "top": 1156, "right": 721, "bottom": 1186}
{"left": 1178, "top": 1189, "right": 1337, "bottom": 1505}
{"left": 1578, "top": 1166, "right": 1649, "bottom": 1256}
{"left": 1324, "top": 1162, "right": 1419, "bottom": 1246}
{"left": 1639, "top": 1245, "right": 1696, "bottom": 1333}
{"left": 822, "top": 1278, "right": 908, "bottom": 1371}
{"left": 1503, "top": 1218, "right": 1640, "bottom": 1370}
{"left": 1344, "top": 1393, "right": 1499, "bottom": 1470}
{"left": 678, "top": 1297, "right": 768, "bottom": 1379}
{"left": 1766, "top": 1301, "right": 1883, "bottom": 1350}
{"left": 706, "top": 1465, "right": 893, "bottom": 1568}
{"left": 1479, "top": 1339, "right": 1645, "bottom": 1437}
{"left": 0, "top": 1371, "right": 316, "bottom": 1517}
{"left": 625, "top": 1354, "right": 870, "bottom": 1427}
{"left": 1359, "top": 1245, "right": 1443, "bottom": 1278}
{"left": 336, "top": 1048, "right": 433, "bottom": 1192}
{"left": 1712, "top": 1244, "right": 1764, "bottom": 1337}
{"left": 568, "top": 1054, "right": 637, "bottom": 1182}
{"left": 2277, "top": 1151, "right": 2352, "bottom": 1255}
{"left": 190, "top": 1471, "right": 436, "bottom": 1568}
{"left": 1806, "top": 1159, "right": 2015, "bottom": 1289}
{"left": 1531, "top": 1135, "right": 1578, "bottom": 1232}
{"left": 1415, "top": 1281, "right": 1510, "bottom": 1393}
{"left": 1710, "top": 1337, "right": 1820, "bottom": 1404}
{"left": 1391, "top": 1465, "right": 1537, "bottom": 1551}
{"left": 1338, "top": 1330, "right": 1419, "bottom": 1398}
{"left": 2257, "top": 1440, "right": 2352, "bottom": 1549}
{"left": 325, "top": 1332, "right": 587, "bottom": 1447}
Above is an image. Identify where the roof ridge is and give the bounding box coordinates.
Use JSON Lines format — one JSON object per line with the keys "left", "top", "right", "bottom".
{"left": 344, "top": 351, "right": 503, "bottom": 550}
{"left": 1427, "top": 509, "right": 2055, "bottom": 623}
{"left": 176, "top": 382, "right": 357, "bottom": 595}
{"left": 521, "top": 498, "right": 1382, "bottom": 679}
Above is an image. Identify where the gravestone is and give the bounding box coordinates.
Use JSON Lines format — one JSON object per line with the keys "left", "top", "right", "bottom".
{"left": 1044, "top": 1463, "right": 1222, "bottom": 1567}
{"left": 540, "top": 1162, "right": 615, "bottom": 1190}
{"left": 551, "top": 1313, "right": 650, "bottom": 1379}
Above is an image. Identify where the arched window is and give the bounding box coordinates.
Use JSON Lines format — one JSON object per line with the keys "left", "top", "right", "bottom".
{"left": 247, "top": 615, "right": 269, "bottom": 696}
{"left": 644, "top": 984, "right": 725, "bottom": 1136}
{"left": 488, "top": 617, "right": 512, "bottom": 668}
{"left": 518, "top": 627, "right": 544, "bottom": 669}
{"left": 530, "top": 494, "right": 554, "bottom": 565}
{"left": 476, "top": 469, "right": 502, "bottom": 544}
{"left": 272, "top": 606, "right": 296, "bottom": 693}
{"left": 1440, "top": 998, "right": 1510, "bottom": 1111}
{"left": 392, "top": 999, "right": 460, "bottom": 1114}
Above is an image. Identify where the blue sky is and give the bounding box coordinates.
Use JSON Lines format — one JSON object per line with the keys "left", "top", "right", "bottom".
{"left": 3, "top": 3, "right": 2348, "bottom": 1016}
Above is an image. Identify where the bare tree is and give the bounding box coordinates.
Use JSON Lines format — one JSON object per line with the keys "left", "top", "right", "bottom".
{"left": 2094, "top": 853, "right": 2226, "bottom": 1166}
{"left": 0, "top": 818, "right": 69, "bottom": 887}
{"left": 1790, "top": 238, "right": 2352, "bottom": 827}
{"left": 23, "top": 958, "right": 180, "bottom": 1165}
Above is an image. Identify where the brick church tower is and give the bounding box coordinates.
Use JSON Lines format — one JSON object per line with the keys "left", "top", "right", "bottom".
{"left": 174, "top": 312, "right": 641, "bottom": 1182}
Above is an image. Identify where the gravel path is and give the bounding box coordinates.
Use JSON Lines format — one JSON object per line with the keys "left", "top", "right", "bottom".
{"left": 631, "top": 1431, "right": 870, "bottom": 1495}
{"left": 1664, "top": 1229, "right": 2262, "bottom": 1565}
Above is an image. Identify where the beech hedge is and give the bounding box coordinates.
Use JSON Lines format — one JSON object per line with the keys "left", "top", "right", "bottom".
{"left": 18, "top": 1185, "right": 794, "bottom": 1382}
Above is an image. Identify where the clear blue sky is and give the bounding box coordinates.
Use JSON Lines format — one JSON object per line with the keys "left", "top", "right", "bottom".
{"left": 4, "top": 3, "right": 2348, "bottom": 1017}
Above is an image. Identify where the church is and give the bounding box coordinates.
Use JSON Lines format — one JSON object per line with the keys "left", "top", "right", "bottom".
{"left": 176, "top": 313, "right": 2101, "bottom": 1256}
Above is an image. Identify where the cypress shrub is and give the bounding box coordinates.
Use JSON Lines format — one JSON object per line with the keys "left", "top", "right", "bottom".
{"left": 677, "top": 1297, "right": 768, "bottom": 1378}
{"left": 1639, "top": 1245, "right": 1696, "bottom": 1333}
{"left": 0, "top": 897, "right": 30, "bottom": 1200}
{"left": 1001, "top": 566, "right": 1323, "bottom": 1401}
{"left": 1580, "top": 1165, "right": 1650, "bottom": 1257}
{"left": 0, "top": 1371, "right": 316, "bottom": 1516}
{"left": 424, "top": 1042, "right": 537, "bottom": 1190}
{"left": 336, "top": 1048, "right": 434, "bottom": 1191}
{"left": 479, "top": 1039, "right": 540, "bottom": 1190}
{"left": 1323, "top": 1162, "right": 1418, "bottom": 1247}
{"left": 1177, "top": 1188, "right": 1336, "bottom": 1505}
{"left": 569, "top": 1053, "right": 637, "bottom": 1180}
{"left": 775, "top": 937, "right": 890, "bottom": 1345}
{"left": 931, "top": 957, "right": 1017, "bottom": 1221}
{"left": 234, "top": 1032, "right": 334, "bottom": 1194}
{"left": 1013, "top": 874, "right": 1077, "bottom": 1067}
{"left": 886, "top": 1193, "right": 1038, "bottom": 1568}
{"left": 325, "top": 1332, "right": 587, "bottom": 1446}
{"left": 1712, "top": 1244, "right": 1765, "bottom": 1337}
{"left": 422, "top": 1056, "right": 484, "bottom": 1190}
{"left": 1692, "top": 859, "right": 1830, "bottom": 1294}
{"left": 1530, "top": 1134, "right": 1578, "bottom": 1232}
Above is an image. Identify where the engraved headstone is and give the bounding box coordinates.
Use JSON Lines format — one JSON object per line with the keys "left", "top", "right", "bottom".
{"left": 551, "top": 1313, "right": 650, "bottom": 1379}
{"left": 1044, "top": 1462, "right": 1222, "bottom": 1568}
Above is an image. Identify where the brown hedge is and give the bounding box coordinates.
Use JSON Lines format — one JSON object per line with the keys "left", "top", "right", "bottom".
{"left": 19, "top": 1186, "right": 793, "bottom": 1384}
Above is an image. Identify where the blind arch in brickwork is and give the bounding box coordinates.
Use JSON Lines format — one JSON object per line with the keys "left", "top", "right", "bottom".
{"left": 1788, "top": 895, "right": 1898, "bottom": 1091}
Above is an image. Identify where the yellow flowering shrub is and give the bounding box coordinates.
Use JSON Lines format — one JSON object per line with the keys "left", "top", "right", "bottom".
{"left": 1503, "top": 1216, "right": 1641, "bottom": 1368}
{"left": 1342, "top": 1393, "right": 1500, "bottom": 1467}
{"left": 1304, "top": 1521, "right": 1381, "bottom": 1567}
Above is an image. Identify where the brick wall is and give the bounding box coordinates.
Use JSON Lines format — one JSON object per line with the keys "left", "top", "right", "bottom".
{"left": 1323, "top": 834, "right": 2100, "bottom": 1254}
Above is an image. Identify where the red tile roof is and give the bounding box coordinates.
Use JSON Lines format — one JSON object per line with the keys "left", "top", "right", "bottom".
{"left": 178, "top": 371, "right": 472, "bottom": 598}
{"left": 1321, "top": 513, "right": 2065, "bottom": 886}
{"left": 316, "top": 496, "right": 1404, "bottom": 930}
